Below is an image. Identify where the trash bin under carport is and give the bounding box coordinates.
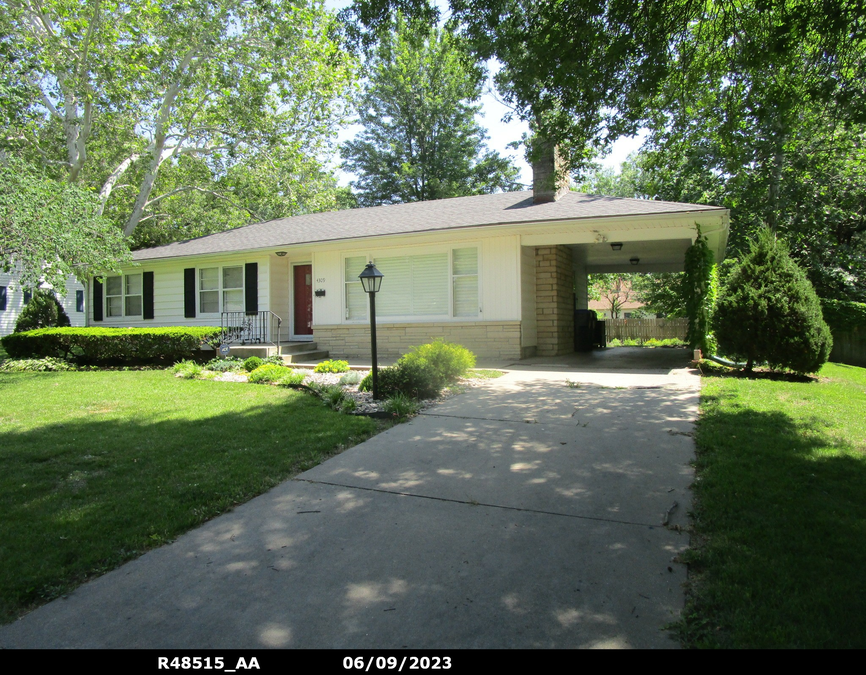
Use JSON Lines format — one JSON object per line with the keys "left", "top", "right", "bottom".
{"left": 574, "top": 309, "right": 597, "bottom": 351}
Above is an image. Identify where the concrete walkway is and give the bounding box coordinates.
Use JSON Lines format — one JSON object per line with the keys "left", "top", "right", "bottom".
{"left": 0, "top": 348, "right": 699, "bottom": 649}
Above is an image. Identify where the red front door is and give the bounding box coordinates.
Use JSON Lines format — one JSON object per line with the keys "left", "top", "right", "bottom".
{"left": 293, "top": 264, "right": 313, "bottom": 337}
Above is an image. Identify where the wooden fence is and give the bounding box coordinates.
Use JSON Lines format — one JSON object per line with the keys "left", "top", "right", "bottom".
{"left": 604, "top": 318, "right": 689, "bottom": 343}
{"left": 830, "top": 327, "right": 866, "bottom": 368}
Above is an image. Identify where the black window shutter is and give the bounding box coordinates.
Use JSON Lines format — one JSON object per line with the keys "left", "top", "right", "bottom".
{"left": 0, "top": 286, "right": 7, "bottom": 311}
{"left": 92, "top": 278, "right": 104, "bottom": 321}
{"left": 184, "top": 268, "right": 196, "bottom": 318}
{"left": 143, "top": 271, "right": 155, "bottom": 320}
{"left": 245, "top": 263, "right": 258, "bottom": 315}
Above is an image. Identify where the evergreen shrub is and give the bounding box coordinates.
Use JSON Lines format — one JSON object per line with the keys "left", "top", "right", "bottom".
{"left": 712, "top": 229, "right": 833, "bottom": 373}
{"left": 14, "top": 289, "right": 71, "bottom": 333}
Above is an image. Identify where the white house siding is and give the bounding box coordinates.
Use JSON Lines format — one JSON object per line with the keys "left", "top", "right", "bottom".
{"left": 268, "top": 254, "right": 291, "bottom": 341}
{"left": 89, "top": 254, "right": 271, "bottom": 329}
{"left": 480, "top": 235, "right": 521, "bottom": 321}
{"left": 1, "top": 270, "right": 86, "bottom": 337}
{"left": 305, "top": 230, "right": 524, "bottom": 361}
{"left": 310, "top": 249, "right": 342, "bottom": 326}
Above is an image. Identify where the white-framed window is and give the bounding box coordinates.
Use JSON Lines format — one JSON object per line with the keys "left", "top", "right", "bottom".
{"left": 344, "top": 256, "right": 368, "bottom": 320}
{"left": 451, "top": 247, "right": 479, "bottom": 317}
{"left": 200, "top": 266, "right": 244, "bottom": 314}
{"left": 105, "top": 273, "right": 142, "bottom": 317}
{"left": 105, "top": 274, "right": 142, "bottom": 317}
{"left": 125, "top": 274, "right": 142, "bottom": 316}
{"left": 343, "top": 246, "right": 480, "bottom": 322}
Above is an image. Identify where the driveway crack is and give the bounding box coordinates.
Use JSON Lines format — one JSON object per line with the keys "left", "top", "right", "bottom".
{"left": 296, "top": 478, "right": 662, "bottom": 529}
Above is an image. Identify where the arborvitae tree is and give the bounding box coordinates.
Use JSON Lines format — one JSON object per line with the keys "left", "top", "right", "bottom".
{"left": 712, "top": 229, "right": 832, "bottom": 374}
{"left": 14, "top": 289, "right": 72, "bottom": 333}
{"left": 683, "top": 229, "right": 718, "bottom": 354}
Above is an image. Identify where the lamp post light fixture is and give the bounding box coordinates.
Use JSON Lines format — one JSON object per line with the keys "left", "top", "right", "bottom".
{"left": 359, "top": 262, "right": 384, "bottom": 399}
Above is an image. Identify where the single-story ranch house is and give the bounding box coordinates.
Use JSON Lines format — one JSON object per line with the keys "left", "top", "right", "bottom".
{"left": 88, "top": 149, "right": 729, "bottom": 362}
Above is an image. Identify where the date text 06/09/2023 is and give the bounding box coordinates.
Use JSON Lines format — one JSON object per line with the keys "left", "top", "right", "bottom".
{"left": 343, "top": 656, "right": 452, "bottom": 671}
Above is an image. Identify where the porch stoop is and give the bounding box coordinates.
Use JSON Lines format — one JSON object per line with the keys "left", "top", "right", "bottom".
{"left": 225, "top": 341, "right": 329, "bottom": 364}
{"left": 279, "top": 341, "right": 329, "bottom": 364}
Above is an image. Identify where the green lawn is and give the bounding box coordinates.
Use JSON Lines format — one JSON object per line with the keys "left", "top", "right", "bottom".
{"left": 677, "top": 362, "right": 866, "bottom": 648}
{"left": 0, "top": 370, "right": 377, "bottom": 623}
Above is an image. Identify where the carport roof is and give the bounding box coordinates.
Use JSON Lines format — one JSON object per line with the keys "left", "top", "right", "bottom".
{"left": 132, "top": 189, "right": 726, "bottom": 261}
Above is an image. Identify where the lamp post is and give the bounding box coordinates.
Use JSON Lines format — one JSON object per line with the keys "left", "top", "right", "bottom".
{"left": 358, "top": 262, "right": 384, "bottom": 399}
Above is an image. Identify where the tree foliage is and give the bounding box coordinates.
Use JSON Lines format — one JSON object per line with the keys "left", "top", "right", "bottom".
{"left": 340, "top": 18, "right": 520, "bottom": 206}
{"left": 345, "top": 1, "right": 866, "bottom": 173}
{"left": 0, "top": 156, "right": 131, "bottom": 295}
{"left": 1, "top": 0, "right": 355, "bottom": 239}
{"left": 713, "top": 229, "right": 832, "bottom": 374}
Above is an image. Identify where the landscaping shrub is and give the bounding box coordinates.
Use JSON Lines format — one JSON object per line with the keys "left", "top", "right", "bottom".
{"left": 358, "top": 360, "right": 441, "bottom": 399}
{"left": 314, "top": 359, "right": 350, "bottom": 374}
{"left": 171, "top": 360, "right": 204, "bottom": 379}
{"left": 0, "top": 357, "right": 75, "bottom": 372}
{"left": 384, "top": 393, "right": 421, "bottom": 420}
{"left": 242, "top": 356, "right": 263, "bottom": 372}
{"left": 712, "top": 229, "right": 833, "bottom": 374}
{"left": 0, "top": 326, "right": 222, "bottom": 363}
{"left": 275, "top": 370, "right": 306, "bottom": 387}
{"left": 263, "top": 354, "right": 284, "bottom": 366}
{"left": 13, "top": 289, "right": 71, "bottom": 333}
{"left": 248, "top": 363, "right": 293, "bottom": 384}
{"left": 403, "top": 339, "right": 475, "bottom": 383}
{"left": 339, "top": 370, "right": 364, "bottom": 386}
{"left": 309, "top": 382, "right": 356, "bottom": 412}
{"left": 204, "top": 357, "right": 243, "bottom": 372}
{"left": 358, "top": 340, "right": 477, "bottom": 399}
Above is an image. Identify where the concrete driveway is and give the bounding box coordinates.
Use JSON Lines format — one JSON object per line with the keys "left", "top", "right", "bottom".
{"left": 0, "top": 348, "right": 699, "bottom": 649}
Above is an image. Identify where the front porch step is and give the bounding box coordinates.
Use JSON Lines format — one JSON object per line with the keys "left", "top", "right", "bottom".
{"left": 278, "top": 341, "right": 319, "bottom": 355}
{"left": 281, "top": 349, "right": 329, "bottom": 364}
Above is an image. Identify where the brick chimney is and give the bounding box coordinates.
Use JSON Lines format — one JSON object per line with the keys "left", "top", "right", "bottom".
{"left": 532, "top": 139, "right": 570, "bottom": 203}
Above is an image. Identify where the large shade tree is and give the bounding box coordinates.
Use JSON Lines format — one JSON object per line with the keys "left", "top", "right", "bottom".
{"left": 344, "top": 1, "right": 866, "bottom": 173}
{"left": 340, "top": 18, "right": 520, "bottom": 205}
{"left": 0, "top": 156, "right": 130, "bottom": 295}
{"left": 1, "top": 0, "right": 355, "bottom": 240}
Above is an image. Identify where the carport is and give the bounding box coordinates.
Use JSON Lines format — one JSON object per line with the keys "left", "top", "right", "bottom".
{"left": 519, "top": 203, "right": 729, "bottom": 358}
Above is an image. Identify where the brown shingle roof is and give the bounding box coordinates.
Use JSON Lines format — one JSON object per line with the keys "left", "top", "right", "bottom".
{"left": 132, "top": 190, "right": 724, "bottom": 261}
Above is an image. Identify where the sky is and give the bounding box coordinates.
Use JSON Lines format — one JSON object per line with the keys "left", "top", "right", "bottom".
{"left": 324, "top": 0, "right": 647, "bottom": 188}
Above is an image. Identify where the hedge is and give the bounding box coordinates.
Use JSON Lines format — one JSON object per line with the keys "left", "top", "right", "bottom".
{"left": 0, "top": 326, "right": 222, "bottom": 363}
{"left": 820, "top": 299, "right": 866, "bottom": 333}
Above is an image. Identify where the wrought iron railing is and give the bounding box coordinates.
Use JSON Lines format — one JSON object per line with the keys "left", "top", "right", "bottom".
{"left": 220, "top": 311, "right": 282, "bottom": 346}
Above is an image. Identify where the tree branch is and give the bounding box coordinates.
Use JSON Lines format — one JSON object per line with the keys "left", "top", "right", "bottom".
{"left": 144, "top": 186, "right": 263, "bottom": 221}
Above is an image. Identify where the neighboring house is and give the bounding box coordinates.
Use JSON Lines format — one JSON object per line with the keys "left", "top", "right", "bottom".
{"left": 0, "top": 269, "right": 87, "bottom": 338}
{"left": 589, "top": 280, "right": 653, "bottom": 319}
{"left": 88, "top": 148, "right": 729, "bottom": 361}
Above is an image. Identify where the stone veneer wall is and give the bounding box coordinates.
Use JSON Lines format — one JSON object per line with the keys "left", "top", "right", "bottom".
{"left": 313, "top": 321, "right": 522, "bottom": 362}
{"left": 535, "top": 245, "right": 575, "bottom": 356}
